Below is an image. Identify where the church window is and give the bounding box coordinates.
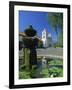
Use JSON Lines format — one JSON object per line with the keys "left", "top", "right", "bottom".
{"left": 43, "top": 36, "right": 45, "bottom": 38}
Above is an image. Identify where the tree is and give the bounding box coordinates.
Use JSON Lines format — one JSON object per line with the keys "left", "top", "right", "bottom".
{"left": 47, "top": 13, "right": 63, "bottom": 44}
{"left": 58, "top": 31, "right": 63, "bottom": 47}
{"left": 37, "top": 40, "right": 43, "bottom": 48}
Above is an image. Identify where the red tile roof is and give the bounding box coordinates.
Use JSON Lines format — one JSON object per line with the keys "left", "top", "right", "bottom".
{"left": 19, "top": 32, "right": 26, "bottom": 36}
{"left": 19, "top": 32, "right": 42, "bottom": 42}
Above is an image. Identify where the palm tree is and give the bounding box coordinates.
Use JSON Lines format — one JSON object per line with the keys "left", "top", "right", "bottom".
{"left": 47, "top": 13, "right": 63, "bottom": 44}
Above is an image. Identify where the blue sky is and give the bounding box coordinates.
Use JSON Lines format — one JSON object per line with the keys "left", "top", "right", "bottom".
{"left": 19, "top": 11, "right": 58, "bottom": 42}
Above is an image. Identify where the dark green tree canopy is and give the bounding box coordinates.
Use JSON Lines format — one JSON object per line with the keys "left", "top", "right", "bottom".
{"left": 47, "top": 12, "right": 63, "bottom": 46}
{"left": 48, "top": 13, "right": 63, "bottom": 30}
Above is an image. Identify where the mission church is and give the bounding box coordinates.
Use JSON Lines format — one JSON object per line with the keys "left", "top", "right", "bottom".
{"left": 19, "top": 28, "right": 53, "bottom": 49}
{"left": 42, "top": 28, "right": 53, "bottom": 48}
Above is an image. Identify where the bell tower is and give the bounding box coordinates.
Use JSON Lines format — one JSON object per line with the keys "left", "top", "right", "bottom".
{"left": 42, "top": 29, "right": 48, "bottom": 47}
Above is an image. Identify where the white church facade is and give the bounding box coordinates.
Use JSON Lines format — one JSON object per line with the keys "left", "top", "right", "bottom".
{"left": 42, "top": 29, "right": 53, "bottom": 48}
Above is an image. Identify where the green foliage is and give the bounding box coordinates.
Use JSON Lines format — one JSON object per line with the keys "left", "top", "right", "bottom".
{"left": 48, "top": 59, "right": 63, "bottom": 77}
{"left": 30, "top": 65, "right": 40, "bottom": 78}
{"left": 32, "top": 65, "right": 37, "bottom": 70}
{"left": 40, "top": 68, "right": 49, "bottom": 78}
{"left": 37, "top": 41, "right": 43, "bottom": 48}
{"left": 19, "top": 71, "right": 31, "bottom": 79}
{"left": 58, "top": 31, "right": 63, "bottom": 47}
{"left": 49, "top": 59, "right": 63, "bottom": 65}
{"left": 47, "top": 13, "right": 63, "bottom": 30}
{"left": 47, "top": 13, "right": 63, "bottom": 43}
{"left": 20, "top": 64, "right": 26, "bottom": 71}
{"left": 19, "top": 58, "right": 63, "bottom": 79}
{"left": 30, "top": 69, "right": 38, "bottom": 78}
{"left": 53, "top": 42, "right": 63, "bottom": 48}
{"left": 48, "top": 67, "right": 63, "bottom": 77}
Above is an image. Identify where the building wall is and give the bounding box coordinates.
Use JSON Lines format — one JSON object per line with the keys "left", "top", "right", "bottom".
{"left": 42, "top": 29, "right": 52, "bottom": 48}
{"left": 46, "top": 37, "right": 53, "bottom": 47}
{"left": 42, "top": 29, "right": 47, "bottom": 47}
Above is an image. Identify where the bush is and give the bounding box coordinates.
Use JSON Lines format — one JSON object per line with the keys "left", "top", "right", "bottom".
{"left": 30, "top": 65, "right": 38, "bottom": 78}
{"left": 20, "top": 64, "right": 31, "bottom": 71}
{"left": 19, "top": 71, "right": 30, "bottom": 79}
{"left": 40, "top": 68, "right": 49, "bottom": 78}
{"left": 48, "top": 67, "right": 63, "bottom": 77}
{"left": 20, "top": 64, "right": 26, "bottom": 71}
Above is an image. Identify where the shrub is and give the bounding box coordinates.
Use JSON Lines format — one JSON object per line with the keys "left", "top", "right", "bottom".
{"left": 49, "top": 67, "right": 63, "bottom": 77}
{"left": 19, "top": 71, "right": 30, "bottom": 79}
{"left": 20, "top": 64, "right": 26, "bottom": 71}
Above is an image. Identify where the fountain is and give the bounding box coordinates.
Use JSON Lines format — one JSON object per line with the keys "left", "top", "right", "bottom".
{"left": 23, "top": 25, "right": 38, "bottom": 74}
